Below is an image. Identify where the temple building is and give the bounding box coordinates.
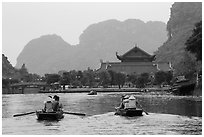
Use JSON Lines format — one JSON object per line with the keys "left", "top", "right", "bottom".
{"left": 97, "top": 44, "right": 172, "bottom": 75}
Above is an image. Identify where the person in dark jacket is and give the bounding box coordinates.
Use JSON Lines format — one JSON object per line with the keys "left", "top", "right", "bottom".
{"left": 52, "top": 95, "right": 63, "bottom": 111}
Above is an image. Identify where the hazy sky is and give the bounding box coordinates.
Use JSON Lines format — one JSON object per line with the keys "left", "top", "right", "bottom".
{"left": 2, "top": 2, "right": 173, "bottom": 66}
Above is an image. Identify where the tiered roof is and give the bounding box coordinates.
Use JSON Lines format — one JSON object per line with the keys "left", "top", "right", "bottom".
{"left": 116, "top": 45, "right": 155, "bottom": 62}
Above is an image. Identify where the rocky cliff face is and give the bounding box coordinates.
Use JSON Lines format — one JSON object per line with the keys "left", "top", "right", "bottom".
{"left": 77, "top": 19, "right": 167, "bottom": 70}
{"left": 2, "top": 54, "right": 17, "bottom": 78}
{"left": 16, "top": 19, "right": 168, "bottom": 75}
{"left": 155, "top": 2, "right": 202, "bottom": 65}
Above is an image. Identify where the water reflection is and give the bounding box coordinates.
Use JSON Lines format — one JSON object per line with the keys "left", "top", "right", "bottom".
{"left": 37, "top": 120, "right": 60, "bottom": 126}
{"left": 3, "top": 93, "right": 201, "bottom": 117}
{"left": 136, "top": 95, "right": 202, "bottom": 117}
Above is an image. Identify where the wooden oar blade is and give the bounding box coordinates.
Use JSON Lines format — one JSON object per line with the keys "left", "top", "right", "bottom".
{"left": 64, "top": 112, "right": 86, "bottom": 116}
{"left": 143, "top": 110, "right": 149, "bottom": 115}
{"left": 13, "top": 111, "right": 35, "bottom": 117}
{"left": 137, "top": 103, "right": 149, "bottom": 115}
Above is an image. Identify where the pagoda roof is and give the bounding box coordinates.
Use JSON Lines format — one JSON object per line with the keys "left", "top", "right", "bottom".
{"left": 116, "top": 44, "right": 155, "bottom": 62}
{"left": 97, "top": 61, "right": 171, "bottom": 74}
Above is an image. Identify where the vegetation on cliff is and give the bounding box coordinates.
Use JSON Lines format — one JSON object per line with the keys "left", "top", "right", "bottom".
{"left": 2, "top": 54, "right": 41, "bottom": 89}
{"left": 155, "top": 2, "right": 202, "bottom": 77}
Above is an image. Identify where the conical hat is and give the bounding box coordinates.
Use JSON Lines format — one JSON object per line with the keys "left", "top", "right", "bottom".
{"left": 124, "top": 95, "right": 130, "bottom": 99}
{"left": 129, "top": 95, "right": 136, "bottom": 100}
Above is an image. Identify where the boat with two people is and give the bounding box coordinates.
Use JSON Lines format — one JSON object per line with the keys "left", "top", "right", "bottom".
{"left": 13, "top": 95, "right": 86, "bottom": 120}
{"left": 36, "top": 95, "right": 64, "bottom": 120}
{"left": 115, "top": 95, "right": 148, "bottom": 117}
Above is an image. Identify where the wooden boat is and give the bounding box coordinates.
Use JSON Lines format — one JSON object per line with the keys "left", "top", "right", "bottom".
{"left": 172, "top": 83, "right": 196, "bottom": 95}
{"left": 36, "top": 110, "right": 64, "bottom": 120}
{"left": 171, "top": 77, "right": 196, "bottom": 95}
{"left": 88, "top": 90, "right": 97, "bottom": 95}
{"left": 115, "top": 108, "right": 143, "bottom": 117}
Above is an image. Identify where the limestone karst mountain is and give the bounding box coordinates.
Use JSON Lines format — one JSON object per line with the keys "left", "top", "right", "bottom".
{"left": 16, "top": 19, "right": 168, "bottom": 75}
{"left": 2, "top": 54, "right": 16, "bottom": 78}
{"left": 155, "top": 2, "right": 202, "bottom": 66}
{"left": 16, "top": 34, "right": 77, "bottom": 75}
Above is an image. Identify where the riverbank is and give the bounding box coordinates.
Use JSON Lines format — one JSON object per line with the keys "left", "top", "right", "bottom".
{"left": 38, "top": 87, "right": 170, "bottom": 93}
{"left": 3, "top": 86, "right": 202, "bottom": 99}
{"left": 38, "top": 87, "right": 202, "bottom": 100}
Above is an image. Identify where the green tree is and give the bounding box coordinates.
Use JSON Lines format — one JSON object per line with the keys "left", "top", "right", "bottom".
{"left": 174, "top": 53, "right": 197, "bottom": 77}
{"left": 19, "top": 64, "right": 28, "bottom": 76}
{"left": 22, "top": 73, "right": 41, "bottom": 82}
{"left": 114, "top": 72, "right": 126, "bottom": 89}
{"left": 140, "top": 73, "right": 150, "bottom": 84}
{"left": 185, "top": 21, "right": 202, "bottom": 61}
{"left": 60, "top": 72, "right": 71, "bottom": 89}
{"left": 108, "top": 70, "right": 117, "bottom": 86}
{"left": 18, "top": 63, "right": 29, "bottom": 82}
{"left": 69, "top": 70, "right": 77, "bottom": 82}
{"left": 2, "top": 78, "right": 18, "bottom": 88}
{"left": 126, "top": 74, "right": 137, "bottom": 86}
{"left": 81, "top": 69, "right": 95, "bottom": 87}
{"left": 45, "top": 74, "right": 61, "bottom": 84}
{"left": 135, "top": 73, "right": 150, "bottom": 88}
{"left": 2, "top": 78, "right": 9, "bottom": 88}
{"left": 81, "top": 74, "right": 89, "bottom": 86}
{"left": 98, "top": 71, "right": 111, "bottom": 88}
{"left": 165, "top": 71, "right": 173, "bottom": 84}
{"left": 136, "top": 77, "right": 145, "bottom": 88}
{"left": 154, "top": 71, "right": 173, "bottom": 85}
{"left": 31, "top": 73, "right": 41, "bottom": 82}
{"left": 77, "top": 70, "right": 83, "bottom": 81}
{"left": 72, "top": 80, "right": 82, "bottom": 88}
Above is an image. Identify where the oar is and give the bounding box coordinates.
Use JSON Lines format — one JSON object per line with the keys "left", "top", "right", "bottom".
{"left": 63, "top": 111, "right": 86, "bottom": 116}
{"left": 13, "top": 111, "right": 35, "bottom": 117}
{"left": 137, "top": 103, "right": 149, "bottom": 115}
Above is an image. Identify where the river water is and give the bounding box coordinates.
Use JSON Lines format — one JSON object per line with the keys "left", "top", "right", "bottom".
{"left": 2, "top": 92, "right": 202, "bottom": 135}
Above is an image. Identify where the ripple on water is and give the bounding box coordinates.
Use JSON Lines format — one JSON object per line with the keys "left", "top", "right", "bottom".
{"left": 58, "top": 112, "right": 201, "bottom": 135}
{"left": 2, "top": 93, "right": 202, "bottom": 135}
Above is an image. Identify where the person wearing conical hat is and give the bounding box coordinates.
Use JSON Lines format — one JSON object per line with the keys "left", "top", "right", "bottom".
{"left": 124, "top": 95, "right": 130, "bottom": 99}
{"left": 116, "top": 95, "right": 129, "bottom": 110}
{"left": 122, "top": 95, "right": 130, "bottom": 109}
{"left": 125, "top": 95, "right": 138, "bottom": 109}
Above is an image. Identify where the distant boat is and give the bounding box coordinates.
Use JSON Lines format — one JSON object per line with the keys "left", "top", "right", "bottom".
{"left": 171, "top": 76, "right": 196, "bottom": 95}
{"left": 88, "top": 90, "right": 97, "bottom": 95}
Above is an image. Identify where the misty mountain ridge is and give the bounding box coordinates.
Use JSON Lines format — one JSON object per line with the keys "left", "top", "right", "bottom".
{"left": 16, "top": 19, "right": 168, "bottom": 75}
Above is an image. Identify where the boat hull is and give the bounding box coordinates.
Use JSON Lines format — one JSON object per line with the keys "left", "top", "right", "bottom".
{"left": 115, "top": 108, "right": 143, "bottom": 117}
{"left": 171, "top": 82, "right": 196, "bottom": 95}
{"left": 36, "top": 110, "right": 64, "bottom": 120}
{"left": 88, "top": 91, "right": 97, "bottom": 95}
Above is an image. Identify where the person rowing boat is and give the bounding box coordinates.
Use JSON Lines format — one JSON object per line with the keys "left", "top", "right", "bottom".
{"left": 37, "top": 95, "right": 64, "bottom": 120}
{"left": 43, "top": 96, "right": 54, "bottom": 112}
{"left": 116, "top": 95, "right": 138, "bottom": 110}
{"left": 115, "top": 95, "right": 143, "bottom": 116}
{"left": 14, "top": 95, "right": 86, "bottom": 119}
{"left": 52, "top": 95, "right": 63, "bottom": 112}
{"left": 43, "top": 95, "right": 63, "bottom": 113}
